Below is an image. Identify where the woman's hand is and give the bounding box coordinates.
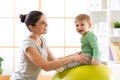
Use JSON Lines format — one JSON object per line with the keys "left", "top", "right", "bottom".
{"left": 73, "top": 52, "right": 89, "bottom": 64}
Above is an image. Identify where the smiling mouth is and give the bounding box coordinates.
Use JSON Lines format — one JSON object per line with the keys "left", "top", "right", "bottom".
{"left": 78, "top": 30, "right": 83, "bottom": 33}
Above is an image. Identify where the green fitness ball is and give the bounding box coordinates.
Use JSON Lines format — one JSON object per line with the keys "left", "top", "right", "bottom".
{"left": 52, "top": 64, "right": 117, "bottom": 80}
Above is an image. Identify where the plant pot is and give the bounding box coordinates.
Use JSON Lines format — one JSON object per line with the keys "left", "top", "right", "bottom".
{"left": 113, "top": 28, "right": 120, "bottom": 35}
{"left": 0, "top": 75, "right": 10, "bottom": 80}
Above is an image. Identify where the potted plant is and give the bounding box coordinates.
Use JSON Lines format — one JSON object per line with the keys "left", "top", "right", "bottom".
{"left": 0, "top": 57, "right": 4, "bottom": 75}
{"left": 0, "top": 57, "right": 10, "bottom": 80}
{"left": 113, "top": 21, "right": 120, "bottom": 35}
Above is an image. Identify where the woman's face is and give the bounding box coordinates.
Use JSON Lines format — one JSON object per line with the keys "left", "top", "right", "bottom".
{"left": 32, "top": 15, "right": 48, "bottom": 35}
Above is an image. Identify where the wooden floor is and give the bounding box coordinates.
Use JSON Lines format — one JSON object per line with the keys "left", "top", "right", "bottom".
{"left": 0, "top": 75, "right": 10, "bottom": 80}
{"left": 0, "top": 75, "right": 53, "bottom": 80}
{"left": 38, "top": 75, "right": 53, "bottom": 80}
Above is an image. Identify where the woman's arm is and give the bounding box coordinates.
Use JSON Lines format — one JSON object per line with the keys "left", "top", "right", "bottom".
{"left": 46, "top": 47, "right": 55, "bottom": 61}
{"left": 46, "top": 47, "right": 87, "bottom": 64}
{"left": 26, "top": 47, "right": 79, "bottom": 71}
{"left": 46, "top": 47, "right": 80, "bottom": 61}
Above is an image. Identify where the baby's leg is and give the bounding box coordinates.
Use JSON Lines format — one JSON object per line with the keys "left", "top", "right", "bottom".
{"left": 56, "top": 54, "right": 92, "bottom": 72}
{"left": 63, "top": 61, "right": 80, "bottom": 70}
{"left": 55, "top": 61, "right": 80, "bottom": 72}
{"left": 63, "top": 54, "right": 92, "bottom": 70}
{"left": 82, "top": 54, "right": 92, "bottom": 64}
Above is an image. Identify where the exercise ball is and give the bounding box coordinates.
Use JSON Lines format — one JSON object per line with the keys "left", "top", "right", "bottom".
{"left": 52, "top": 64, "right": 117, "bottom": 80}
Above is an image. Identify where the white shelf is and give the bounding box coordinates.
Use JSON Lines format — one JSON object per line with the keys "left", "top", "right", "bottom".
{"left": 90, "top": 0, "right": 120, "bottom": 62}
{"left": 109, "top": 35, "right": 120, "bottom": 38}
{"left": 90, "top": 9, "right": 107, "bottom": 12}
{"left": 110, "top": 9, "right": 120, "bottom": 11}
{"left": 107, "top": 61, "right": 120, "bottom": 64}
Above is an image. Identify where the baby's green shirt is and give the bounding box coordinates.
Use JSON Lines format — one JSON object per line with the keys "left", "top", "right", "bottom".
{"left": 81, "top": 31, "right": 100, "bottom": 59}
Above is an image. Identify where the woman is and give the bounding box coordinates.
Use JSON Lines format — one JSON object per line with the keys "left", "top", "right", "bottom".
{"left": 10, "top": 11, "right": 88, "bottom": 80}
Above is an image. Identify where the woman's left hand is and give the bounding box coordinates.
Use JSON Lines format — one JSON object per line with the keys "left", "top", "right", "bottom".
{"left": 74, "top": 52, "right": 89, "bottom": 64}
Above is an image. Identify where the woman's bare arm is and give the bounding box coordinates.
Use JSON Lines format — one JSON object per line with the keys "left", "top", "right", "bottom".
{"left": 46, "top": 47, "right": 55, "bottom": 61}
{"left": 46, "top": 47, "right": 79, "bottom": 61}
{"left": 26, "top": 47, "right": 78, "bottom": 71}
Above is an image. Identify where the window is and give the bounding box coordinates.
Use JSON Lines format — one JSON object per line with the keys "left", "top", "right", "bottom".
{"left": 0, "top": 0, "right": 89, "bottom": 75}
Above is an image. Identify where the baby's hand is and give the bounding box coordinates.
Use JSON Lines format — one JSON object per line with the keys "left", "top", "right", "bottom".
{"left": 92, "top": 59, "right": 99, "bottom": 65}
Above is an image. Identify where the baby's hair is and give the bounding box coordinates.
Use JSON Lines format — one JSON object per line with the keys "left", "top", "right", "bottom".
{"left": 75, "top": 14, "right": 91, "bottom": 23}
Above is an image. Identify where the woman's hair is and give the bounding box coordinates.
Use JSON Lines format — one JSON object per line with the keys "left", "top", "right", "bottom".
{"left": 19, "top": 11, "right": 44, "bottom": 31}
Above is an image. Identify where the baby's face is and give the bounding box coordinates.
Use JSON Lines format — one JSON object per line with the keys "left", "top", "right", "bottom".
{"left": 75, "top": 20, "right": 91, "bottom": 35}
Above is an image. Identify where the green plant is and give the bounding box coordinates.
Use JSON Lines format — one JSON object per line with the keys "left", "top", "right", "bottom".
{"left": 0, "top": 57, "right": 4, "bottom": 75}
{"left": 113, "top": 21, "right": 120, "bottom": 28}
